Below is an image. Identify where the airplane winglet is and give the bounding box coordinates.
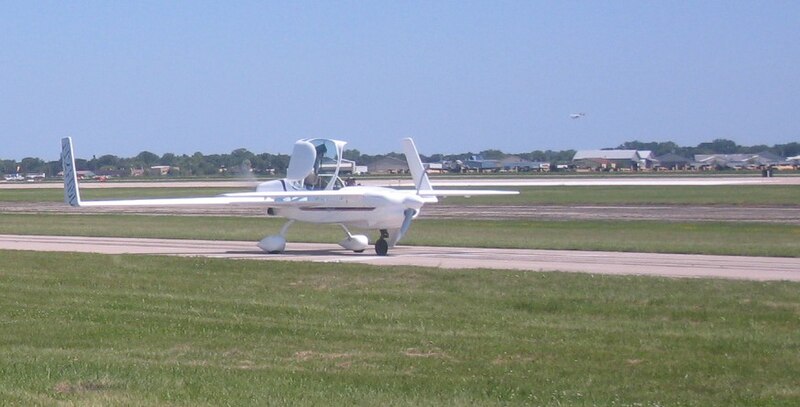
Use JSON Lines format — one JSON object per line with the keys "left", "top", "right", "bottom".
{"left": 60, "top": 137, "right": 82, "bottom": 207}
{"left": 401, "top": 138, "right": 433, "bottom": 193}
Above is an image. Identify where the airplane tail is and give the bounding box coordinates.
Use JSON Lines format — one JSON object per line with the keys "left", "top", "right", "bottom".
{"left": 60, "top": 137, "right": 82, "bottom": 207}
{"left": 401, "top": 138, "right": 433, "bottom": 193}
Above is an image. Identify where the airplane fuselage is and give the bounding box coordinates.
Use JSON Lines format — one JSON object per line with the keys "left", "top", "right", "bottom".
{"left": 266, "top": 186, "right": 423, "bottom": 229}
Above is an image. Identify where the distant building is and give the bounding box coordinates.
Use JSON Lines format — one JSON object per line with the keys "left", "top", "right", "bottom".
{"left": 637, "top": 150, "right": 657, "bottom": 169}
{"left": 320, "top": 158, "right": 357, "bottom": 174}
{"left": 653, "top": 153, "right": 692, "bottom": 171}
{"left": 149, "top": 165, "right": 179, "bottom": 176}
{"left": 464, "top": 155, "right": 501, "bottom": 172}
{"left": 500, "top": 156, "right": 549, "bottom": 172}
{"left": 94, "top": 168, "right": 127, "bottom": 178}
{"left": 77, "top": 170, "right": 96, "bottom": 179}
{"left": 442, "top": 160, "right": 466, "bottom": 173}
{"left": 25, "top": 173, "right": 46, "bottom": 181}
{"left": 572, "top": 150, "right": 645, "bottom": 171}
{"left": 692, "top": 153, "right": 785, "bottom": 170}
{"left": 423, "top": 162, "right": 445, "bottom": 174}
{"left": 369, "top": 156, "right": 409, "bottom": 174}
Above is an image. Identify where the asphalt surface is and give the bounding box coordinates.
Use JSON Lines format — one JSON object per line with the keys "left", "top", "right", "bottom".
{"left": 2, "top": 234, "right": 799, "bottom": 281}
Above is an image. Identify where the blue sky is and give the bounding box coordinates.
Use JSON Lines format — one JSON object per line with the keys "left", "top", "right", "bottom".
{"left": 2, "top": 1, "right": 798, "bottom": 160}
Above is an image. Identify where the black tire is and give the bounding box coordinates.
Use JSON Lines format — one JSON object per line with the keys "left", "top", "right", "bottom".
{"left": 375, "top": 238, "right": 389, "bottom": 256}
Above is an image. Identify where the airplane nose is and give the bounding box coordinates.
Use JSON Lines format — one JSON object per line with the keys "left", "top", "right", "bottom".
{"left": 402, "top": 194, "right": 426, "bottom": 210}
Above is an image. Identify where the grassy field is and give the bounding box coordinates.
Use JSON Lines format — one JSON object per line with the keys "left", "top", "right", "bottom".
{"left": 441, "top": 185, "right": 800, "bottom": 206}
{"left": 1, "top": 250, "right": 798, "bottom": 405}
{"left": 1, "top": 213, "right": 799, "bottom": 257}
{"left": 1, "top": 184, "right": 799, "bottom": 205}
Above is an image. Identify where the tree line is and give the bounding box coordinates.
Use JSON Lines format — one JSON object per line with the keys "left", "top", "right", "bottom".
{"left": 615, "top": 139, "right": 800, "bottom": 158}
{"left": 2, "top": 138, "right": 798, "bottom": 177}
{"left": 1, "top": 149, "right": 292, "bottom": 178}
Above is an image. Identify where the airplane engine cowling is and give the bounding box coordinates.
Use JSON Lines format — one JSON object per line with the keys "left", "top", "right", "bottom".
{"left": 258, "top": 235, "right": 286, "bottom": 253}
{"left": 339, "top": 235, "right": 369, "bottom": 252}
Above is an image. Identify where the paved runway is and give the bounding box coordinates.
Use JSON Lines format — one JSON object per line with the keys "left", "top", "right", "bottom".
{"left": 2, "top": 234, "right": 798, "bottom": 282}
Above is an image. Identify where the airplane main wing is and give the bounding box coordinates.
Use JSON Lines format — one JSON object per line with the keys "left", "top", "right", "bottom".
{"left": 72, "top": 195, "right": 306, "bottom": 207}
{"left": 65, "top": 190, "right": 375, "bottom": 208}
{"left": 224, "top": 189, "right": 518, "bottom": 199}
{"left": 61, "top": 137, "right": 365, "bottom": 208}
{"left": 66, "top": 188, "right": 515, "bottom": 208}
{"left": 62, "top": 136, "right": 518, "bottom": 209}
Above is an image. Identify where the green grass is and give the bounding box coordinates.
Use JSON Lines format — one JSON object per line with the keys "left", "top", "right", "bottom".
{"left": 1, "top": 251, "right": 798, "bottom": 405}
{"left": 2, "top": 213, "right": 799, "bottom": 257}
{"left": 2, "top": 184, "right": 799, "bottom": 205}
{"left": 441, "top": 185, "right": 800, "bottom": 206}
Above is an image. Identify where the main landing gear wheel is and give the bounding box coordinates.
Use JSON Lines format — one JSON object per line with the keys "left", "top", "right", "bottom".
{"left": 375, "top": 238, "right": 389, "bottom": 256}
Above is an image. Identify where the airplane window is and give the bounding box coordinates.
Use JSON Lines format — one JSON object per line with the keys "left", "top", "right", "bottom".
{"left": 309, "top": 140, "right": 339, "bottom": 169}
{"left": 306, "top": 139, "right": 342, "bottom": 190}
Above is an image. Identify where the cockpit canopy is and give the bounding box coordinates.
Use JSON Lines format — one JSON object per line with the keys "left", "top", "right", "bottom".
{"left": 286, "top": 138, "right": 347, "bottom": 190}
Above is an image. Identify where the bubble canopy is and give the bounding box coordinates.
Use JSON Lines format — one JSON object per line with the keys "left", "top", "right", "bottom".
{"left": 286, "top": 138, "right": 347, "bottom": 190}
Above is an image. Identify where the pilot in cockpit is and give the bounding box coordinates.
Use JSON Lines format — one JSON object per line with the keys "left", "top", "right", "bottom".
{"left": 303, "top": 173, "right": 318, "bottom": 190}
{"left": 303, "top": 143, "right": 330, "bottom": 190}
{"left": 314, "top": 143, "right": 327, "bottom": 172}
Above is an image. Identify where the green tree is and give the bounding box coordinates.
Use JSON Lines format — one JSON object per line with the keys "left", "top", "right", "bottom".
{"left": 45, "top": 160, "right": 61, "bottom": 177}
{"left": 0, "top": 159, "right": 17, "bottom": 174}
{"left": 19, "top": 157, "right": 47, "bottom": 173}
{"left": 160, "top": 153, "right": 178, "bottom": 166}
{"left": 479, "top": 149, "right": 506, "bottom": 160}
{"left": 343, "top": 149, "right": 361, "bottom": 162}
{"left": 134, "top": 151, "right": 159, "bottom": 167}
{"left": 696, "top": 139, "right": 738, "bottom": 154}
{"left": 775, "top": 142, "right": 800, "bottom": 157}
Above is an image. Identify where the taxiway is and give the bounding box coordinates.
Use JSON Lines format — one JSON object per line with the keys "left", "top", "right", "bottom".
{"left": 1, "top": 234, "right": 798, "bottom": 282}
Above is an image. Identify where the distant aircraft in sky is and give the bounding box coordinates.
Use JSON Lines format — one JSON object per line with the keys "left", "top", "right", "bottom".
{"left": 61, "top": 137, "right": 517, "bottom": 256}
{"left": 570, "top": 113, "right": 586, "bottom": 119}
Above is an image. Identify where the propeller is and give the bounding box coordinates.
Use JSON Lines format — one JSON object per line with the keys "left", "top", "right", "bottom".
{"left": 389, "top": 208, "right": 417, "bottom": 247}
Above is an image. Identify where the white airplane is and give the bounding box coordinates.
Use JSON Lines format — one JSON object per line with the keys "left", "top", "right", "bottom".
{"left": 61, "top": 137, "right": 517, "bottom": 255}
{"left": 570, "top": 113, "right": 586, "bottom": 119}
{"left": 3, "top": 173, "right": 24, "bottom": 182}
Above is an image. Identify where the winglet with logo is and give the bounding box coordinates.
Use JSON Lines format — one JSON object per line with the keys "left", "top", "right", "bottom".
{"left": 61, "top": 137, "right": 82, "bottom": 207}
